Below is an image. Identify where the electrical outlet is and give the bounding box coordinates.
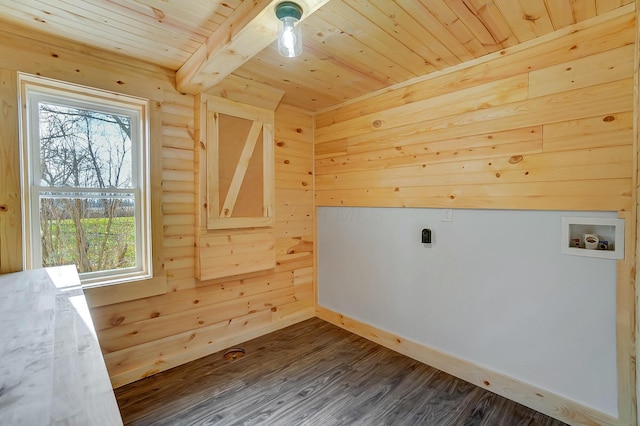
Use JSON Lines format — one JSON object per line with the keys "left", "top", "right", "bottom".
{"left": 442, "top": 209, "right": 453, "bottom": 222}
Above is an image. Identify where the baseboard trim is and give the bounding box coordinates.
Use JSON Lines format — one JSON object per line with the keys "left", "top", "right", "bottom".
{"left": 316, "top": 305, "right": 624, "bottom": 426}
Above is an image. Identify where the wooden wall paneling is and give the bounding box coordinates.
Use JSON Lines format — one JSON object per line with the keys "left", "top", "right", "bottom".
{"left": 99, "top": 285, "right": 299, "bottom": 353}
{"left": 105, "top": 309, "right": 275, "bottom": 386}
{"left": 315, "top": 126, "right": 543, "bottom": 175}
{"left": 91, "top": 270, "right": 297, "bottom": 332}
{"left": 149, "top": 100, "right": 167, "bottom": 284}
{"left": 617, "top": 210, "right": 637, "bottom": 425}
{"left": 316, "top": 180, "right": 632, "bottom": 212}
{"left": 317, "top": 78, "right": 632, "bottom": 148}
{"left": 197, "top": 229, "right": 276, "bottom": 281}
{"left": 105, "top": 304, "right": 314, "bottom": 388}
{"left": 528, "top": 44, "right": 634, "bottom": 98}
{"left": 94, "top": 97, "right": 314, "bottom": 387}
{"left": 315, "top": 6, "right": 634, "bottom": 128}
{"left": 315, "top": 73, "right": 529, "bottom": 143}
{"left": 632, "top": 4, "right": 640, "bottom": 425}
{"left": 543, "top": 111, "right": 633, "bottom": 152}
{"left": 0, "top": 28, "right": 319, "bottom": 386}
{"left": 0, "top": 70, "right": 21, "bottom": 274}
{"left": 316, "top": 147, "right": 632, "bottom": 196}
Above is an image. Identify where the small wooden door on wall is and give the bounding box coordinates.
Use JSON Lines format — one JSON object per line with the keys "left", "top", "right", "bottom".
{"left": 205, "top": 96, "right": 275, "bottom": 229}
{"left": 194, "top": 94, "right": 276, "bottom": 281}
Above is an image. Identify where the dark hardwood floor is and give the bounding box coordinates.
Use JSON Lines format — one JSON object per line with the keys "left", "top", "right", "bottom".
{"left": 115, "top": 318, "right": 567, "bottom": 426}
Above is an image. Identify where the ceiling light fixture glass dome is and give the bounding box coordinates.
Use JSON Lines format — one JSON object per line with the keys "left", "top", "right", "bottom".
{"left": 276, "top": 2, "right": 303, "bottom": 58}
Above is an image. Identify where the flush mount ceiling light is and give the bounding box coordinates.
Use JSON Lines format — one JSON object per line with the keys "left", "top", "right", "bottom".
{"left": 275, "top": 1, "right": 303, "bottom": 58}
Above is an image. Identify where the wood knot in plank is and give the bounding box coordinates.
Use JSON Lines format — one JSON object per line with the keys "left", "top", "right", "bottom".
{"left": 110, "top": 315, "right": 125, "bottom": 326}
{"left": 0, "top": 205, "right": 7, "bottom": 212}
{"left": 372, "top": 120, "right": 383, "bottom": 128}
{"left": 151, "top": 7, "right": 165, "bottom": 22}
{"left": 509, "top": 155, "right": 523, "bottom": 164}
{"left": 603, "top": 115, "right": 615, "bottom": 122}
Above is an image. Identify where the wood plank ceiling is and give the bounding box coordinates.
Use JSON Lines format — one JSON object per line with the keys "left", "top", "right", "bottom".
{"left": 0, "top": 0, "right": 633, "bottom": 111}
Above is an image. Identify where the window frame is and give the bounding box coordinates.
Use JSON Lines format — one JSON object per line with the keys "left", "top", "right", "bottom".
{"left": 19, "top": 74, "right": 153, "bottom": 287}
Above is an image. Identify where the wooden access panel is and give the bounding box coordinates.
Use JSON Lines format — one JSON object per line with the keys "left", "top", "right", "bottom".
{"left": 204, "top": 96, "right": 275, "bottom": 230}
{"left": 194, "top": 94, "right": 277, "bottom": 281}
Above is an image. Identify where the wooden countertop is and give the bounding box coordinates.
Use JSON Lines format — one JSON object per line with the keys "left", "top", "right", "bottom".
{"left": 0, "top": 265, "right": 123, "bottom": 425}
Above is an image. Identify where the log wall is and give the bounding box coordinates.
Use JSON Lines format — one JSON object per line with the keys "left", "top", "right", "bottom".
{"left": 0, "top": 25, "right": 315, "bottom": 388}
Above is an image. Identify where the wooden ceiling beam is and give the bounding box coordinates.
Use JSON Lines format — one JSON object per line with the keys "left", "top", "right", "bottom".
{"left": 176, "top": 0, "right": 331, "bottom": 95}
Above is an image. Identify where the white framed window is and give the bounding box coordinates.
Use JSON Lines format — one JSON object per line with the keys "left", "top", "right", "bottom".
{"left": 19, "top": 74, "right": 152, "bottom": 286}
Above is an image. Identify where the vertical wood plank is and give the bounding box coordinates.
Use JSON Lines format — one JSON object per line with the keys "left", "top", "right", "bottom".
{"left": 0, "top": 69, "right": 22, "bottom": 273}
{"left": 263, "top": 122, "right": 275, "bottom": 219}
{"left": 632, "top": 3, "right": 640, "bottom": 425}
{"left": 206, "top": 107, "right": 220, "bottom": 224}
{"left": 150, "top": 100, "right": 165, "bottom": 279}
{"left": 617, "top": 210, "right": 637, "bottom": 426}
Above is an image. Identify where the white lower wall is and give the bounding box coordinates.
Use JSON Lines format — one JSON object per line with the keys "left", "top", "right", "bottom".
{"left": 317, "top": 207, "right": 618, "bottom": 416}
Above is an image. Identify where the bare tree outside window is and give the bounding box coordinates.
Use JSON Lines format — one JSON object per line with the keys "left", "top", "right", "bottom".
{"left": 37, "top": 102, "right": 136, "bottom": 273}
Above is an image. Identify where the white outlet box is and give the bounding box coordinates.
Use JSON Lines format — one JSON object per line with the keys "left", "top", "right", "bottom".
{"left": 561, "top": 216, "right": 624, "bottom": 260}
{"left": 442, "top": 209, "right": 453, "bottom": 222}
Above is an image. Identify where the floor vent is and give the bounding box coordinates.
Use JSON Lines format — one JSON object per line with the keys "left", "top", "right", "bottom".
{"left": 223, "top": 348, "right": 246, "bottom": 361}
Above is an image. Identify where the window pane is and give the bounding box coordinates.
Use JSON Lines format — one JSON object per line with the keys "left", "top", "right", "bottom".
{"left": 39, "top": 194, "right": 137, "bottom": 273}
{"left": 38, "top": 103, "right": 133, "bottom": 189}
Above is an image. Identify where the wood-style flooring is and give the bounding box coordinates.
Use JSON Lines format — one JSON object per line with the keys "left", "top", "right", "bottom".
{"left": 115, "top": 318, "right": 567, "bottom": 426}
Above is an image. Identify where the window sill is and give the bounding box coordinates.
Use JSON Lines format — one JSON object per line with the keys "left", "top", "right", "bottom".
{"left": 83, "top": 275, "right": 167, "bottom": 308}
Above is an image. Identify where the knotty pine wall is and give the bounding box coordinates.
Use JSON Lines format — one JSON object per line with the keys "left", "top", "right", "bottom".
{"left": 98, "top": 102, "right": 315, "bottom": 387}
{"left": 315, "top": 10, "right": 634, "bottom": 212}
{"left": 0, "top": 25, "right": 315, "bottom": 388}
